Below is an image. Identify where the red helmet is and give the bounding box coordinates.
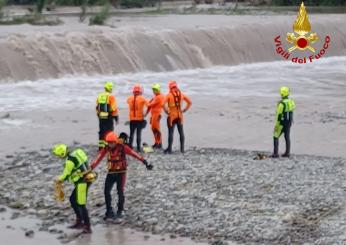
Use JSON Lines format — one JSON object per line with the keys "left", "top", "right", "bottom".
{"left": 105, "top": 132, "right": 118, "bottom": 142}
{"left": 133, "top": 84, "right": 142, "bottom": 95}
{"left": 169, "top": 80, "right": 177, "bottom": 90}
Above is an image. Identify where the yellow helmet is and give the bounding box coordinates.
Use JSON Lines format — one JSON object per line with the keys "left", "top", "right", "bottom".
{"left": 52, "top": 144, "right": 68, "bottom": 158}
{"left": 280, "top": 86, "right": 290, "bottom": 97}
{"left": 152, "top": 83, "right": 161, "bottom": 93}
{"left": 104, "top": 81, "right": 113, "bottom": 92}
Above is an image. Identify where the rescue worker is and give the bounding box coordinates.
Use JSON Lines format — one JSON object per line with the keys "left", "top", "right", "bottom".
{"left": 145, "top": 83, "right": 165, "bottom": 149}
{"left": 52, "top": 144, "right": 93, "bottom": 234}
{"left": 90, "top": 132, "right": 153, "bottom": 220}
{"left": 163, "top": 81, "right": 192, "bottom": 154}
{"left": 271, "top": 86, "right": 295, "bottom": 158}
{"left": 96, "top": 81, "right": 119, "bottom": 150}
{"left": 126, "top": 84, "right": 148, "bottom": 152}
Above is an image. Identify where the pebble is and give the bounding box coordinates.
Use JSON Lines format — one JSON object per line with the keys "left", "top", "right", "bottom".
{"left": 0, "top": 147, "right": 345, "bottom": 244}
{"left": 10, "top": 212, "right": 21, "bottom": 220}
{"left": 1, "top": 112, "right": 10, "bottom": 119}
{"left": 25, "top": 230, "right": 35, "bottom": 238}
{"left": 8, "top": 201, "right": 25, "bottom": 210}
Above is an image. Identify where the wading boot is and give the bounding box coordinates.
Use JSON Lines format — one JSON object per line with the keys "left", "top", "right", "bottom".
{"left": 270, "top": 138, "right": 279, "bottom": 158}
{"left": 164, "top": 148, "right": 172, "bottom": 154}
{"left": 81, "top": 224, "right": 92, "bottom": 234}
{"left": 67, "top": 219, "right": 83, "bottom": 229}
{"left": 103, "top": 211, "right": 116, "bottom": 221}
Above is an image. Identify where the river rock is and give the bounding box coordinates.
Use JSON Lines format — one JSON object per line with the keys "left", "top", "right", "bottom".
{"left": 25, "top": 230, "right": 34, "bottom": 238}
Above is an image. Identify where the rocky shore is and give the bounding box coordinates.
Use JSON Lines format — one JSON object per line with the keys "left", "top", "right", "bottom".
{"left": 1, "top": 145, "right": 345, "bottom": 244}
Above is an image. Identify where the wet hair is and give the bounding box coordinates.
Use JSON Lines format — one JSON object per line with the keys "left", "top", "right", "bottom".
{"left": 119, "top": 132, "right": 128, "bottom": 144}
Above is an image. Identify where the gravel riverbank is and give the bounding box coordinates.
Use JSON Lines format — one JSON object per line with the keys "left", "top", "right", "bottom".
{"left": 1, "top": 145, "right": 345, "bottom": 244}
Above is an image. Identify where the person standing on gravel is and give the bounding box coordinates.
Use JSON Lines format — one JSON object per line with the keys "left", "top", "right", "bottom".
{"left": 96, "top": 81, "right": 119, "bottom": 151}
{"left": 90, "top": 132, "right": 153, "bottom": 221}
{"left": 127, "top": 84, "right": 148, "bottom": 152}
{"left": 52, "top": 144, "right": 96, "bottom": 234}
{"left": 163, "top": 81, "right": 192, "bottom": 154}
{"left": 271, "top": 86, "right": 295, "bottom": 158}
{"left": 145, "top": 83, "right": 165, "bottom": 149}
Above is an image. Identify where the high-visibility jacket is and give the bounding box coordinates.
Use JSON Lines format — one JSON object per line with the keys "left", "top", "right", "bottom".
{"left": 148, "top": 93, "right": 165, "bottom": 115}
{"left": 96, "top": 92, "right": 118, "bottom": 119}
{"left": 275, "top": 98, "right": 295, "bottom": 125}
{"left": 127, "top": 95, "right": 148, "bottom": 121}
{"left": 58, "top": 148, "right": 89, "bottom": 183}
{"left": 90, "top": 144, "right": 145, "bottom": 173}
{"left": 165, "top": 89, "right": 192, "bottom": 126}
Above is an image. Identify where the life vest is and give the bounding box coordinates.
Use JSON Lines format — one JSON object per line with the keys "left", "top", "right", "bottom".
{"left": 171, "top": 90, "right": 182, "bottom": 113}
{"left": 66, "top": 149, "right": 89, "bottom": 183}
{"left": 278, "top": 98, "right": 295, "bottom": 123}
{"left": 166, "top": 89, "right": 183, "bottom": 127}
{"left": 107, "top": 144, "right": 127, "bottom": 172}
{"left": 97, "top": 92, "right": 111, "bottom": 119}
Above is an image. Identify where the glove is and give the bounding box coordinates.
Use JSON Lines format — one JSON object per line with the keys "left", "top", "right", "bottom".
{"left": 143, "top": 160, "right": 153, "bottom": 170}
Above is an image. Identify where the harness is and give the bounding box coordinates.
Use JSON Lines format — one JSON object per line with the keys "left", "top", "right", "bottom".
{"left": 133, "top": 95, "right": 137, "bottom": 118}
{"left": 172, "top": 89, "right": 182, "bottom": 113}
{"left": 107, "top": 144, "right": 127, "bottom": 172}
{"left": 279, "top": 99, "right": 293, "bottom": 123}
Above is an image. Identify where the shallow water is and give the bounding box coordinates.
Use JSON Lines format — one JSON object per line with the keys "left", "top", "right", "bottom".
{"left": 0, "top": 206, "right": 207, "bottom": 245}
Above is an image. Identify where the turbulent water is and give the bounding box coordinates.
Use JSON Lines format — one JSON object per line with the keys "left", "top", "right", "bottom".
{"left": 0, "top": 15, "right": 345, "bottom": 82}
{"left": 0, "top": 56, "right": 345, "bottom": 113}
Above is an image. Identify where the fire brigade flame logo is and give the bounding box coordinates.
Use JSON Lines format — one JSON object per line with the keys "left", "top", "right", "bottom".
{"left": 286, "top": 2, "right": 319, "bottom": 53}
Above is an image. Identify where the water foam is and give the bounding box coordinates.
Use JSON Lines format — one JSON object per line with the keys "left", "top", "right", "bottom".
{"left": 0, "top": 56, "right": 345, "bottom": 113}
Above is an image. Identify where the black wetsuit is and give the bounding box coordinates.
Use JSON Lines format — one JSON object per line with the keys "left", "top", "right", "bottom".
{"left": 129, "top": 120, "right": 145, "bottom": 151}
{"left": 273, "top": 101, "right": 294, "bottom": 156}
{"left": 166, "top": 117, "right": 185, "bottom": 153}
{"left": 104, "top": 173, "right": 126, "bottom": 216}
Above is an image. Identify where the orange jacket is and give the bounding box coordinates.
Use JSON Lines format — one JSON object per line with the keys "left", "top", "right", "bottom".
{"left": 164, "top": 89, "right": 192, "bottom": 125}
{"left": 90, "top": 144, "right": 144, "bottom": 173}
{"left": 96, "top": 92, "right": 118, "bottom": 118}
{"left": 148, "top": 93, "right": 165, "bottom": 115}
{"left": 127, "top": 95, "right": 148, "bottom": 121}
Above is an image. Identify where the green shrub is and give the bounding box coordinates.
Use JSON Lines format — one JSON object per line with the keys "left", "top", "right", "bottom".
{"left": 271, "top": 0, "right": 346, "bottom": 5}
{"left": 37, "top": 0, "right": 46, "bottom": 13}
{"left": 0, "top": 0, "right": 6, "bottom": 19}
{"left": 89, "top": 3, "right": 109, "bottom": 25}
{"left": 0, "top": 0, "right": 5, "bottom": 10}
{"left": 120, "top": 0, "right": 145, "bottom": 8}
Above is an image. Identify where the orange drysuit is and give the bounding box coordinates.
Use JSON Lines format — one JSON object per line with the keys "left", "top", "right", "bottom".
{"left": 126, "top": 94, "right": 148, "bottom": 151}
{"left": 148, "top": 93, "right": 165, "bottom": 145}
{"left": 127, "top": 95, "right": 148, "bottom": 121}
{"left": 164, "top": 89, "right": 192, "bottom": 127}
